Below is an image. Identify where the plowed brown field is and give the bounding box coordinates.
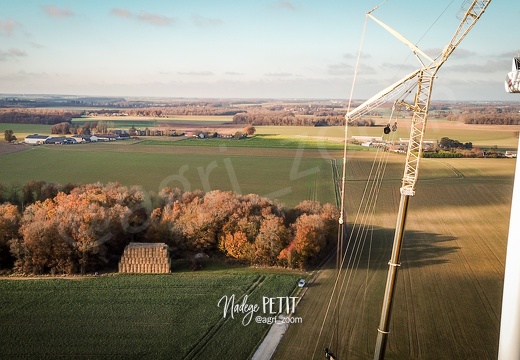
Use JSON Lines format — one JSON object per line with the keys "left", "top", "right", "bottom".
{"left": 274, "top": 153, "right": 513, "bottom": 359}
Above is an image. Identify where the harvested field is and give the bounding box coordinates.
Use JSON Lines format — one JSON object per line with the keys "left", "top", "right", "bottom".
{"left": 258, "top": 120, "right": 520, "bottom": 150}
{"left": 274, "top": 153, "right": 513, "bottom": 359}
{"left": 0, "top": 141, "right": 27, "bottom": 156}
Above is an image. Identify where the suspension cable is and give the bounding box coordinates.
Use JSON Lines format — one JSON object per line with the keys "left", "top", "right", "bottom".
{"left": 312, "top": 9, "right": 372, "bottom": 358}
{"left": 314, "top": 104, "right": 401, "bottom": 358}
{"left": 313, "top": 126, "right": 398, "bottom": 358}
{"left": 312, "top": 1, "right": 461, "bottom": 358}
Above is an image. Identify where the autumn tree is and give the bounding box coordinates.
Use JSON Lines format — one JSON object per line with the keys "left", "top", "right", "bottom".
{"left": 8, "top": 182, "right": 338, "bottom": 272}
{"left": 254, "top": 215, "right": 289, "bottom": 265}
{"left": 152, "top": 188, "right": 337, "bottom": 267}
{"left": 286, "top": 214, "right": 327, "bottom": 269}
{"left": 22, "top": 180, "right": 46, "bottom": 205}
{"left": 0, "top": 204, "right": 20, "bottom": 269}
{"left": 51, "top": 122, "right": 71, "bottom": 134}
{"left": 13, "top": 183, "right": 147, "bottom": 274}
{"left": 220, "top": 231, "right": 254, "bottom": 261}
{"left": 13, "top": 198, "right": 75, "bottom": 274}
{"left": 0, "top": 109, "right": 77, "bottom": 125}
{"left": 171, "top": 190, "right": 240, "bottom": 252}
{"left": 4, "top": 129, "right": 16, "bottom": 142}
{"left": 243, "top": 126, "right": 256, "bottom": 136}
{"left": 279, "top": 200, "right": 338, "bottom": 268}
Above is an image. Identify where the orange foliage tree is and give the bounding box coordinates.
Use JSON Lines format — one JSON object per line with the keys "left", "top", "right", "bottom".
{"left": 0, "top": 203, "right": 20, "bottom": 269}
{"left": 13, "top": 183, "right": 146, "bottom": 274}
{"left": 4, "top": 181, "right": 337, "bottom": 273}
{"left": 152, "top": 189, "right": 337, "bottom": 268}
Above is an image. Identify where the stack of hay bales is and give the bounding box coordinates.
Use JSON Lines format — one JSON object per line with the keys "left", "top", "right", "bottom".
{"left": 118, "top": 242, "right": 171, "bottom": 274}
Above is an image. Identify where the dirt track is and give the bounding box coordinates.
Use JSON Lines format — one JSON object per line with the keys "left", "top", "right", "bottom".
{"left": 0, "top": 142, "right": 27, "bottom": 156}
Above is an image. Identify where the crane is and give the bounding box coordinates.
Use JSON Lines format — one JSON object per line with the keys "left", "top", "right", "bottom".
{"left": 343, "top": 1, "right": 493, "bottom": 359}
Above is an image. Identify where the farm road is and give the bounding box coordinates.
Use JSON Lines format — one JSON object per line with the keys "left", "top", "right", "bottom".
{"left": 251, "top": 319, "right": 289, "bottom": 360}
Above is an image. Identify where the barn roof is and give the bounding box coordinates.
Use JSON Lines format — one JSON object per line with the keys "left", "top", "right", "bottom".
{"left": 25, "top": 134, "right": 50, "bottom": 139}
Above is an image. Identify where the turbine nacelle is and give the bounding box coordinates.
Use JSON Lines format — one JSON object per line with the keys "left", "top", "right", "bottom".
{"left": 505, "top": 57, "right": 520, "bottom": 93}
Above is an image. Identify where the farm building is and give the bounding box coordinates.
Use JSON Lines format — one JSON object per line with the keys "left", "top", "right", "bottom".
{"left": 96, "top": 134, "right": 117, "bottom": 141}
{"left": 399, "top": 138, "right": 437, "bottom": 151}
{"left": 24, "top": 134, "right": 50, "bottom": 145}
{"left": 352, "top": 136, "right": 383, "bottom": 142}
{"left": 118, "top": 242, "right": 171, "bottom": 274}
{"left": 72, "top": 134, "right": 98, "bottom": 143}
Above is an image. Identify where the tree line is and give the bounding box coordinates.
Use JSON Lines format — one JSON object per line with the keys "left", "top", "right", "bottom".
{"left": 0, "top": 181, "right": 338, "bottom": 274}
{"left": 232, "top": 110, "right": 346, "bottom": 126}
{"left": 50, "top": 121, "right": 113, "bottom": 135}
{"left": 0, "top": 109, "right": 77, "bottom": 125}
{"left": 447, "top": 112, "right": 520, "bottom": 125}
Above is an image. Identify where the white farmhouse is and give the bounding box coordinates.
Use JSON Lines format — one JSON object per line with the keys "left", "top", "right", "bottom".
{"left": 24, "top": 134, "right": 50, "bottom": 145}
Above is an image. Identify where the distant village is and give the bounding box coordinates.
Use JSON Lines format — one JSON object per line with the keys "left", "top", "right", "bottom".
{"left": 23, "top": 125, "right": 254, "bottom": 145}
{"left": 20, "top": 132, "right": 517, "bottom": 158}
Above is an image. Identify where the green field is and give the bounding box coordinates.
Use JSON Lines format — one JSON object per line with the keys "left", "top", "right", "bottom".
{"left": 0, "top": 123, "right": 52, "bottom": 139}
{"left": 141, "top": 134, "right": 345, "bottom": 150}
{"left": 0, "top": 268, "right": 303, "bottom": 359}
{"left": 0, "top": 141, "right": 339, "bottom": 207}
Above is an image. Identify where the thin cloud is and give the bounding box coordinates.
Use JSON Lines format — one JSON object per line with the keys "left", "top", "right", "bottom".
{"left": 0, "top": 19, "right": 21, "bottom": 36}
{"left": 444, "top": 60, "right": 504, "bottom": 74}
{"left": 423, "top": 48, "right": 443, "bottom": 58}
{"left": 225, "top": 71, "right": 244, "bottom": 76}
{"left": 354, "top": 63, "right": 377, "bottom": 75}
{"left": 343, "top": 52, "right": 371, "bottom": 60}
{"left": 0, "top": 48, "right": 27, "bottom": 61}
{"left": 451, "top": 48, "right": 478, "bottom": 59}
{"left": 42, "top": 5, "right": 75, "bottom": 18}
{"left": 8, "top": 48, "right": 27, "bottom": 57}
{"left": 499, "top": 51, "right": 520, "bottom": 58}
{"left": 422, "top": 47, "right": 477, "bottom": 59}
{"left": 178, "top": 71, "right": 214, "bottom": 76}
{"left": 192, "top": 14, "right": 223, "bottom": 28}
{"left": 0, "top": 70, "right": 48, "bottom": 81}
{"left": 327, "top": 62, "right": 352, "bottom": 76}
{"left": 381, "top": 62, "right": 418, "bottom": 72}
{"left": 274, "top": 1, "right": 297, "bottom": 11}
{"left": 110, "top": 8, "right": 133, "bottom": 19}
{"left": 110, "top": 8, "right": 176, "bottom": 27}
{"left": 29, "top": 42, "right": 45, "bottom": 49}
{"left": 265, "top": 72, "right": 294, "bottom": 77}
{"left": 137, "top": 11, "right": 175, "bottom": 27}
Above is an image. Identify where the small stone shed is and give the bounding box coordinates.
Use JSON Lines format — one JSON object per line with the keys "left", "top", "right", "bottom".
{"left": 118, "top": 242, "right": 171, "bottom": 274}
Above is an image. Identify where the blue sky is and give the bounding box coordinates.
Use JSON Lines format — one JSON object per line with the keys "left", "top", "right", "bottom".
{"left": 0, "top": 0, "right": 517, "bottom": 101}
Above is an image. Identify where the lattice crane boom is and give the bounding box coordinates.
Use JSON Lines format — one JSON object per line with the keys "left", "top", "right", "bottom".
{"left": 346, "top": 0, "right": 492, "bottom": 195}
{"left": 397, "top": 0, "right": 492, "bottom": 196}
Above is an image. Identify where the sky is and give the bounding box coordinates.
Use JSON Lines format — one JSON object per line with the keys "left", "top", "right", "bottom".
{"left": 0, "top": 0, "right": 518, "bottom": 101}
